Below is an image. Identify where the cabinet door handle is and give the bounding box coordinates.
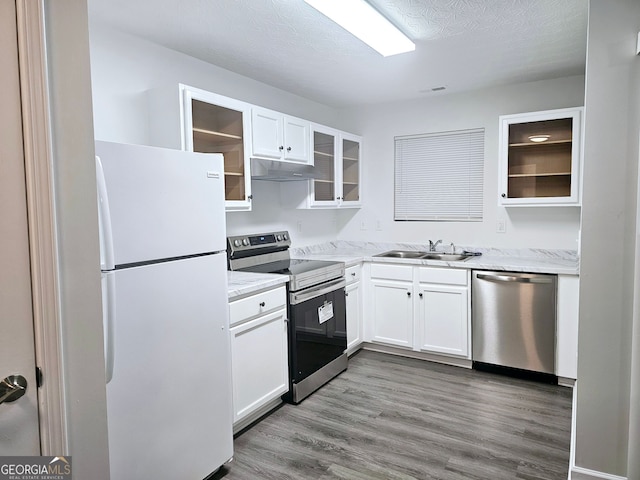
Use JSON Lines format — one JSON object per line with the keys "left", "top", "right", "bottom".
{"left": 501, "top": 193, "right": 506, "bottom": 198}
{"left": 419, "top": 293, "right": 423, "bottom": 298}
{"left": 259, "top": 301, "right": 266, "bottom": 307}
{"left": 407, "top": 291, "right": 411, "bottom": 297}
{"left": 279, "top": 145, "right": 284, "bottom": 151}
{"left": 351, "top": 272, "right": 356, "bottom": 277}
{"left": 286, "top": 146, "right": 292, "bottom": 152}
{"left": 345, "top": 292, "right": 349, "bottom": 297}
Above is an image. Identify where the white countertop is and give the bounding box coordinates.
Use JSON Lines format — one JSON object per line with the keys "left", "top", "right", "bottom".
{"left": 227, "top": 241, "right": 579, "bottom": 300}
{"left": 227, "top": 271, "right": 288, "bottom": 300}
{"left": 291, "top": 241, "right": 579, "bottom": 276}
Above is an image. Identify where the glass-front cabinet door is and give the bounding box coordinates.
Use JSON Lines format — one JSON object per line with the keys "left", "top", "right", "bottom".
{"left": 499, "top": 107, "right": 582, "bottom": 206}
{"left": 182, "top": 86, "right": 252, "bottom": 211}
{"left": 308, "top": 126, "right": 362, "bottom": 208}
{"left": 310, "top": 127, "right": 339, "bottom": 207}
{"left": 341, "top": 133, "right": 361, "bottom": 207}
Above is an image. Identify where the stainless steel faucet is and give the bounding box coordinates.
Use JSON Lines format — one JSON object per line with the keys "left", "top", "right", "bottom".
{"left": 428, "top": 239, "right": 442, "bottom": 252}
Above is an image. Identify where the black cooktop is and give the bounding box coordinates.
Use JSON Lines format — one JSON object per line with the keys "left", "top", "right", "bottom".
{"left": 237, "top": 258, "right": 341, "bottom": 276}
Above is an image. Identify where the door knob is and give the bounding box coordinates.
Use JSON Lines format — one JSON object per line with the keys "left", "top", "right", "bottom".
{"left": 0, "top": 375, "right": 27, "bottom": 405}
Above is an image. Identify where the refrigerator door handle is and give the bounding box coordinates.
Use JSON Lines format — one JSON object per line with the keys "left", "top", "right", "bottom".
{"left": 103, "top": 273, "right": 116, "bottom": 383}
{"left": 96, "top": 155, "right": 115, "bottom": 271}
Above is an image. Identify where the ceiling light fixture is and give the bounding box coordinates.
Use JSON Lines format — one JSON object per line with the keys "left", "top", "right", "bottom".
{"left": 528, "top": 135, "right": 551, "bottom": 142}
{"left": 304, "top": 0, "right": 415, "bottom": 57}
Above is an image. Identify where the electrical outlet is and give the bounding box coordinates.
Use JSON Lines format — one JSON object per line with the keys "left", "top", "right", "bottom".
{"left": 360, "top": 221, "right": 367, "bottom": 230}
{"left": 297, "top": 221, "right": 302, "bottom": 233}
{"left": 496, "top": 219, "right": 506, "bottom": 233}
{"left": 376, "top": 219, "right": 382, "bottom": 231}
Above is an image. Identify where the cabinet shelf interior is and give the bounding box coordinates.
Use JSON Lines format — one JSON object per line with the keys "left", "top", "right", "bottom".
{"left": 509, "top": 139, "right": 571, "bottom": 147}
{"left": 508, "top": 172, "right": 571, "bottom": 178}
{"left": 193, "top": 127, "right": 242, "bottom": 140}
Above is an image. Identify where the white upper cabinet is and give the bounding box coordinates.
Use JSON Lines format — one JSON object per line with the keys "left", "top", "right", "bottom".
{"left": 306, "top": 124, "right": 362, "bottom": 208}
{"left": 251, "top": 107, "right": 311, "bottom": 164}
{"left": 498, "top": 107, "right": 583, "bottom": 206}
{"left": 149, "top": 84, "right": 253, "bottom": 211}
{"left": 340, "top": 132, "right": 362, "bottom": 207}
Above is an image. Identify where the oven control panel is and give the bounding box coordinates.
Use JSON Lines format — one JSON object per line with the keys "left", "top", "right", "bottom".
{"left": 227, "top": 231, "right": 291, "bottom": 255}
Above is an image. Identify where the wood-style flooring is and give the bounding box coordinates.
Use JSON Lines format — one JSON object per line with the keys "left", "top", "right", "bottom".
{"left": 212, "top": 350, "right": 573, "bottom": 480}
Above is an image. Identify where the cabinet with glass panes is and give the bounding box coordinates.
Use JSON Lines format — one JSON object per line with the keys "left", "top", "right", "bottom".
{"left": 308, "top": 126, "right": 361, "bottom": 208}
{"left": 341, "top": 133, "right": 361, "bottom": 206}
{"left": 498, "top": 107, "right": 582, "bottom": 206}
{"left": 182, "top": 86, "right": 252, "bottom": 211}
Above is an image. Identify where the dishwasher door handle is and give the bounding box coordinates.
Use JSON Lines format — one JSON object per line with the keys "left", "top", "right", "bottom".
{"left": 476, "top": 273, "right": 554, "bottom": 284}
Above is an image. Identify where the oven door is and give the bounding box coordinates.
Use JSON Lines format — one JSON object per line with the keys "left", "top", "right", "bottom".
{"left": 288, "top": 277, "right": 347, "bottom": 383}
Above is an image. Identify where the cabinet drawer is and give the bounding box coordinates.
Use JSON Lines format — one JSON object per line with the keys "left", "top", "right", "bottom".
{"left": 370, "top": 263, "right": 413, "bottom": 282}
{"left": 417, "top": 267, "right": 468, "bottom": 286}
{"left": 345, "top": 265, "right": 362, "bottom": 284}
{"left": 229, "top": 286, "right": 286, "bottom": 326}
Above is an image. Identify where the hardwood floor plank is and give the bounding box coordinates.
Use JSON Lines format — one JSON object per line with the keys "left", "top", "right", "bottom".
{"left": 211, "top": 350, "right": 572, "bottom": 480}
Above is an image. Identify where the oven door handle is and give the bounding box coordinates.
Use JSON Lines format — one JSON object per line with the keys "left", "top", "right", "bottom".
{"left": 289, "top": 277, "right": 346, "bottom": 305}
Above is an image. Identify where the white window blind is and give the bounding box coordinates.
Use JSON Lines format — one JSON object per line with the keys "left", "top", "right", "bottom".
{"left": 395, "top": 128, "right": 484, "bottom": 221}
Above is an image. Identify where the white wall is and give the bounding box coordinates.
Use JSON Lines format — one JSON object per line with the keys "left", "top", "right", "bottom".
{"left": 574, "top": 0, "right": 640, "bottom": 476}
{"left": 336, "top": 75, "right": 585, "bottom": 250}
{"left": 88, "top": 22, "right": 341, "bottom": 245}
{"left": 89, "top": 22, "right": 584, "bottom": 251}
{"left": 46, "top": 1, "right": 110, "bottom": 477}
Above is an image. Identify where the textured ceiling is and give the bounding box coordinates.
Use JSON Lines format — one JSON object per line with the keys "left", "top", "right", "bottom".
{"left": 87, "top": 0, "right": 588, "bottom": 108}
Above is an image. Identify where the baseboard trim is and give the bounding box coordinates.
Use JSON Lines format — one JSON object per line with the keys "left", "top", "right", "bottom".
{"left": 569, "top": 382, "right": 627, "bottom": 480}
{"left": 570, "top": 466, "right": 627, "bottom": 480}
{"left": 233, "top": 397, "right": 283, "bottom": 436}
{"left": 361, "top": 343, "right": 472, "bottom": 368}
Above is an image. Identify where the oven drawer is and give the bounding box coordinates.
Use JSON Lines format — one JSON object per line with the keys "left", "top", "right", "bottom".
{"left": 229, "top": 286, "right": 286, "bottom": 327}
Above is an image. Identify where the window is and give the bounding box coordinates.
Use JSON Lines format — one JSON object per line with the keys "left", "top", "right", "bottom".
{"left": 394, "top": 128, "right": 484, "bottom": 221}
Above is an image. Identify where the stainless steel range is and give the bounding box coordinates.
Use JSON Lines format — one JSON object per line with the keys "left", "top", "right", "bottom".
{"left": 227, "top": 231, "right": 347, "bottom": 404}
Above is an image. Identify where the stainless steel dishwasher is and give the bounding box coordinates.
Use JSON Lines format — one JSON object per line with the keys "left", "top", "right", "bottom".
{"left": 472, "top": 271, "right": 557, "bottom": 380}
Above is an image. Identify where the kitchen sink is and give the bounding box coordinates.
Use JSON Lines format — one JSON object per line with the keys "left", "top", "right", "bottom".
{"left": 421, "top": 253, "right": 473, "bottom": 261}
{"left": 374, "top": 250, "right": 473, "bottom": 261}
{"left": 373, "top": 250, "right": 426, "bottom": 259}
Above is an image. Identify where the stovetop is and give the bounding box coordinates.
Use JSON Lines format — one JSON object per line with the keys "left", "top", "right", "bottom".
{"left": 236, "top": 258, "right": 344, "bottom": 292}
{"left": 236, "top": 258, "right": 337, "bottom": 275}
{"left": 227, "top": 231, "right": 344, "bottom": 291}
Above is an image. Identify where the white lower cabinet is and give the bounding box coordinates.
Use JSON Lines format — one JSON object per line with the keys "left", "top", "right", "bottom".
{"left": 370, "top": 278, "right": 414, "bottom": 348}
{"left": 228, "top": 286, "right": 288, "bottom": 430}
{"left": 345, "top": 264, "right": 363, "bottom": 354}
{"left": 367, "top": 263, "right": 471, "bottom": 359}
{"left": 416, "top": 285, "right": 469, "bottom": 357}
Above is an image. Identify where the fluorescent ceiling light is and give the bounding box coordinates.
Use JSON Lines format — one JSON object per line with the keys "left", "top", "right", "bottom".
{"left": 304, "top": 0, "right": 415, "bottom": 57}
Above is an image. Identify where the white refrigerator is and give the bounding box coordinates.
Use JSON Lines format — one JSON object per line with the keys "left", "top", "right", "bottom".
{"left": 95, "top": 141, "right": 233, "bottom": 479}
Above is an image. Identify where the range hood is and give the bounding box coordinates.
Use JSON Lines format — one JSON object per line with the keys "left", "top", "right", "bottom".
{"left": 250, "top": 158, "right": 318, "bottom": 182}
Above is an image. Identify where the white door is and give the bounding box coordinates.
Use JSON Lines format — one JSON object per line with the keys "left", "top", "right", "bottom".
{"left": 370, "top": 280, "right": 413, "bottom": 348}
{"left": 416, "top": 285, "right": 469, "bottom": 357}
{"left": 283, "top": 116, "right": 310, "bottom": 163}
{"left": 0, "top": 0, "right": 41, "bottom": 455}
{"left": 251, "top": 108, "right": 283, "bottom": 160}
{"left": 229, "top": 308, "right": 288, "bottom": 424}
